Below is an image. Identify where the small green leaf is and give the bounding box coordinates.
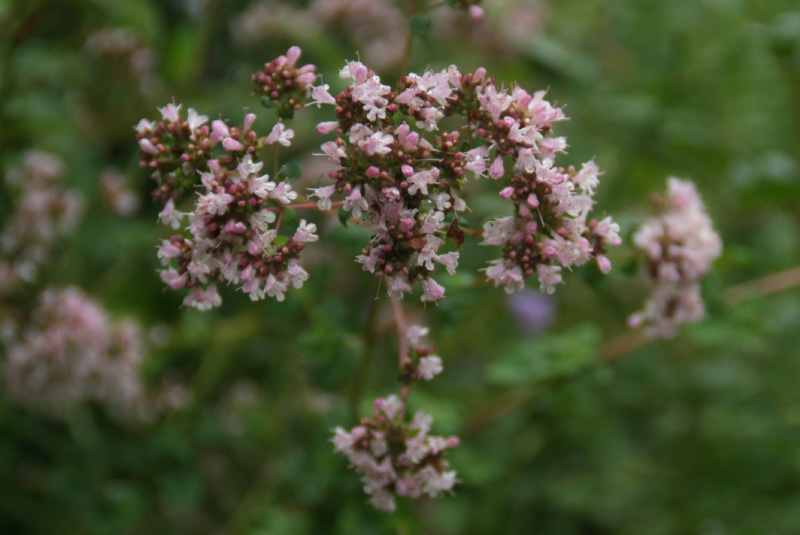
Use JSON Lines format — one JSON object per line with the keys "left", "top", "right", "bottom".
{"left": 280, "top": 208, "right": 299, "bottom": 232}
{"left": 278, "top": 107, "right": 295, "bottom": 120}
{"left": 410, "top": 15, "right": 431, "bottom": 37}
{"left": 338, "top": 207, "right": 350, "bottom": 227}
{"left": 279, "top": 161, "right": 302, "bottom": 182}
{"left": 260, "top": 96, "right": 275, "bottom": 108}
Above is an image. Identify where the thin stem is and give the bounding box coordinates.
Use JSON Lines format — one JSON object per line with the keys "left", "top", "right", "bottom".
{"left": 462, "top": 263, "right": 800, "bottom": 435}
{"left": 274, "top": 207, "right": 285, "bottom": 234}
{"left": 349, "top": 290, "right": 381, "bottom": 419}
{"left": 725, "top": 265, "right": 800, "bottom": 305}
{"left": 398, "top": 28, "right": 414, "bottom": 81}
{"left": 390, "top": 293, "right": 410, "bottom": 369}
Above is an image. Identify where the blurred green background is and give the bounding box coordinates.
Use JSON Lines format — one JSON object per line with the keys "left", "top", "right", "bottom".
{"left": 2, "top": 0, "right": 800, "bottom": 533}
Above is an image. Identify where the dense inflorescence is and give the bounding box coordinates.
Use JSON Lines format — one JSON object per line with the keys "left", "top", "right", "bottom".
{"left": 136, "top": 103, "right": 216, "bottom": 204}
{"left": 628, "top": 178, "right": 722, "bottom": 338}
{"left": 157, "top": 151, "right": 316, "bottom": 310}
{"left": 135, "top": 48, "right": 317, "bottom": 310}
{"left": 0, "top": 151, "right": 82, "bottom": 295}
{"left": 252, "top": 46, "right": 317, "bottom": 118}
{"left": 309, "top": 60, "right": 620, "bottom": 300}
{"left": 332, "top": 325, "right": 455, "bottom": 512}
{"left": 2, "top": 287, "right": 148, "bottom": 422}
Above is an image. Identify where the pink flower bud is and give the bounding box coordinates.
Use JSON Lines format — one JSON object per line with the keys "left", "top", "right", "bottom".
{"left": 222, "top": 138, "right": 245, "bottom": 152}
{"left": 243, "top": 113, "right": 257, "bottom": 132}
{"left": 316, "top": 121, "right": 339, "bottom": 134}
{"left": 499, "top": 186, "right": 514, "bottom": 199}
{"left": 296, "top": 72, "right": 316, "bottom": 86}
{"left": 596, "top": 254, "right": 612, "bottom": 274}
{"left": 138, "top": 138, "right": 157, "bottom": 155}
{"left": 286, "top": 46, "right": 302, "bottom": 64}
{"left": 404, "top": 132, "right": 419, "bottom": 149}
{"left": 470, "top": 6, "right": 484, "bottom": 20}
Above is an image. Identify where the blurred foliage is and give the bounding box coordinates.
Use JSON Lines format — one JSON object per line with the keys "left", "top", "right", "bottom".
{"left": 1, "top": 0, "right": 800, "bottom": 533}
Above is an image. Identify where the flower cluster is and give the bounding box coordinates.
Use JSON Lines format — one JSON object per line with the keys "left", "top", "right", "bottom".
{"left": 0, "top": 151, "right": 82, "bottom": 295}
{"left": 156, "top": 147, "right": 316, "bottom": 309}
{"left": 2, "top": 287, "right": 148, "bottom": 422}
{"left": 628, "top": 178, "right": 722, "bottom": 337}
{"left": 309, "top": 60, "right": 619, "bottom": 301}
{"left": 136, "top": 103, "right": 215, "bottom": 204}
{"left": 252, "top": 46, "right": 316, "bottom": 118}
{"left": 332, "top": 397, "right": 459, "bottom": 512}
{"left": 135, "top": 48, "right": 318, "bottom": 311}
{"left": 332, "top": 323, "right": 455, "bottom": 512}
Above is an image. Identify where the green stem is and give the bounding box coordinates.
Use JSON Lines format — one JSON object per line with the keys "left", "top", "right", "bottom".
{"left": 399, "top": 28, "right": 414, "bottom": 80}
{"left": 349, "top": 291, "right": 381, "bottom": 419}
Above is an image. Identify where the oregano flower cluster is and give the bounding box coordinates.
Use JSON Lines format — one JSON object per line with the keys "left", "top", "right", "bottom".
{"left": 135, "top": 52, "right": 318, "bottom": 310}
{"left": 252, "top": 45, "right": 317, "bottom": 118}
{"left": 332, "top": 324, "right": 456, "bottom": 512}
{"left": 3, "top": 287, "right": 148, "bottom": 422}
{"left": 309, "top": 59, "right": 621, "bottom": 300}
{"left": 0, "top": 151, "right": 82, "bottom": 295}
{"left": 628, "top": 178, "right": 722, "bottom": 338}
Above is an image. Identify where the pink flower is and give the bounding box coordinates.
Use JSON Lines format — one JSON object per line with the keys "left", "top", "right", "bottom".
{"left": 309, "top": 185, "right": 336, "bottom": 211}
{"left": 266, "top": 123, "right": 294, "bottom": 146}
{"left": 158, "top": 199, "right": 184, "bottom": 229}
{"left": 222, "top": 137, "right": 245, "bottom": 152}
{"left": 158, "top": 103, "right": 181, "bottom": 122}
{"left": 418, "top": 356, "right": 443, "bottom": 381}
{"left": 309, "top": 84, "right": 336, "bottom": 107}
{"left": 421, "top": 278, "right": 445, "bottom": 303}
{"left": 316, "top": 121, "right": 339, "bottom": 134}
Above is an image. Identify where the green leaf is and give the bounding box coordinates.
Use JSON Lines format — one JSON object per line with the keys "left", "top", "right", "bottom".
{"left": 260, "top": 96, "right": 276, "bottom": 109}
{"left": 338, "top": 207, "right": 350, "bottom": 227}
{"left": 487, "top": 325, "right": 601, "bottom": 386}
{"left": 278, "top": 107, "right": 295, "bottom": 120}
{"left": 410, "top": 15, "right": 431, "bottom": 37}
{"left": 280, "top": 208, "right": 299, "bottom": 233}
{"left": 279, "top": 161, "right": 302, "bottom": 182}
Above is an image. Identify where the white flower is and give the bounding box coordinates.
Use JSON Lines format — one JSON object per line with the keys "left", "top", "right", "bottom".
{"left": 418, "top": 356, "right": 443, "bottom": 381}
